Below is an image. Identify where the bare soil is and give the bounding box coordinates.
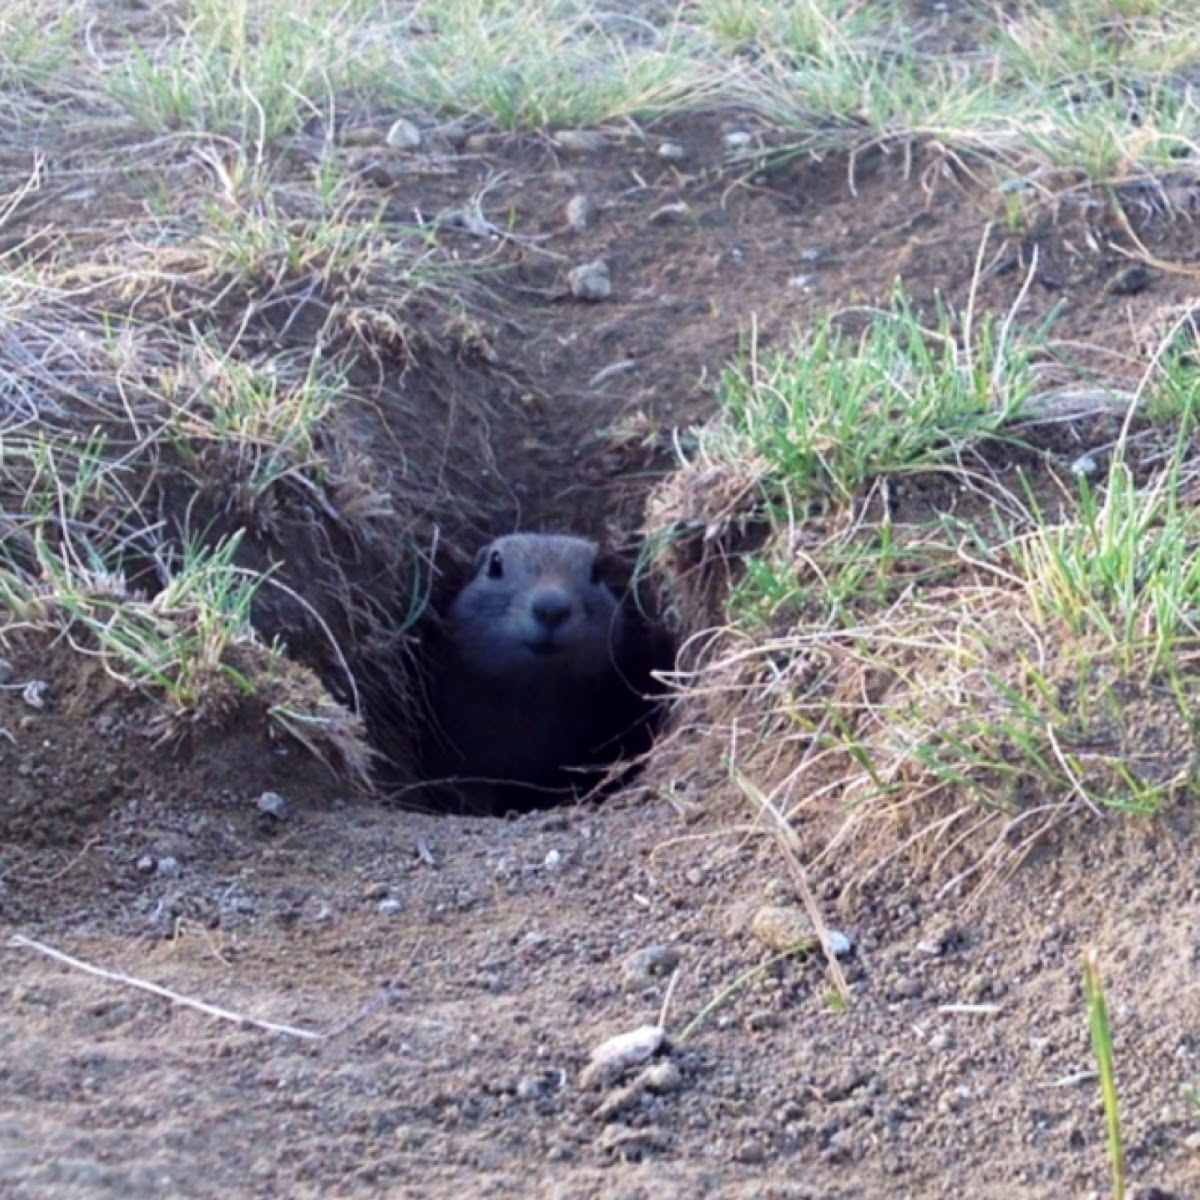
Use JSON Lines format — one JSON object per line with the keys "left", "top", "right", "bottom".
{"left": 5, "top": 112, "right": 1200, "bottom": 1198}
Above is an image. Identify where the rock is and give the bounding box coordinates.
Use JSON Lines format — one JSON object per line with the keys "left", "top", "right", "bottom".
{"left": 554, "top": 130, "right": 608, "bottom": 155}
{"left": 567, "top": 259, "right": 611, "bottom": 301}
{"left": 386, "top": 117, "right": 422, "bottom": 150}
{"left": 657, "top": 141, "right": 686, "bottom": 160}
{"left": 378, "top": 898, "right": 403, "bottom": 916}
{"left": 463, "top": 133, "right": 501, "bottom": 153}
{"left": 342, "top": 125, "right": 383, "bottom": 147}
{"left": 580, "top": 1024, "right": 664, "bottom": 1090}
{"left": 751, "top": 906, "right": 817, "bottom": 953}
{"left": 622, "top": 944, "right": 681, "bottom": 988}
{"left": 826, "top": 929, "right": 853, "bottom": 957}
{"left": 636, "top": 1060, "right": 682, "bottom": 1094}
{"left": 751, "top": 906, "right": 852, "bottom": 957}
{"left": 565, "top": 193, "right": 597, "bottom": 232}
{"left": 734, "top": 1140, "right": 767, "bottom": 1164}
{"left": 136, "top": 855, "right": 155, "bottom": 874}
{"left": 1071, "top": 453, "right": 1101, "bottom": 478}
{"left": 255, "top": 791, "right": 288, "bottom": 820}
{"left": 745, "top": 1009, "right": 780, "bottom": 1032}
{"left": 157, "top": 856, "right": 181, "bottom": 878}
{"left": 723, "top": 130, "right": 753, "bottom": 150}
{"left": 543, "top": 848, "right": 564, "bottom": 871}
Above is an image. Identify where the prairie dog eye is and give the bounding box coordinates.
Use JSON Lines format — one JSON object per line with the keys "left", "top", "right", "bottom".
{"left": 486, "top": 549, "right": 504, "bottom": 580}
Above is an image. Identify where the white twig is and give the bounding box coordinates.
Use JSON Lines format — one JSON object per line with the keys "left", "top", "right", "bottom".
{"left": 9, "top": 934, "right": 326, "bottom": 1041}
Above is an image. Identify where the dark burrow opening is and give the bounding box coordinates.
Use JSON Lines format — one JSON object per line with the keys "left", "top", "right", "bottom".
{"left": 361, "top": 530, "right": 676, "bottom": 818}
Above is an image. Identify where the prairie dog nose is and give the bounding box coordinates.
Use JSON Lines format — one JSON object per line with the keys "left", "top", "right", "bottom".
{"left": 531, "top": 585, "right": 574, "bottom": 630}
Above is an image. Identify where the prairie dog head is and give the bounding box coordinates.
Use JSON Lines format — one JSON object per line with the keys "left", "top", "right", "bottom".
{"left": 447, "top": 534, "right": 625, "bottom": 681}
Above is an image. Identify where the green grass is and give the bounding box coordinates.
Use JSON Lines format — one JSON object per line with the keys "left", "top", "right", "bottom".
{"left": 709, "top": 297, "right": 1039, "bottom": 509}
{"left": 164, "top": 340, "right": 343, "bottom": 499}
{"left": 1084, "top": 948, "right": 1127, "bottom": 1200}
{"left": 668, "top": 285, "right": 1200, "bottom": 851}
{"left": 102, "top": 0, "right": 391, "bottom": 143}
{"left": 392, "top": 0, "right": 710, "bottom": 129}
{"left": 4, "top": 0, "right": 1198, "bottom": 191}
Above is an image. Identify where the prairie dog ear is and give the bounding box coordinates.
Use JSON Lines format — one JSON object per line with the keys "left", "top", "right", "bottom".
{"left": 590, "top": 547, "right": 634, "bottom": 595}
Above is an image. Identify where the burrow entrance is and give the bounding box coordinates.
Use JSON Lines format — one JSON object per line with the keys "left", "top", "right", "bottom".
{"left": 7, "top": 116, "right": 1196, "bottom": 827}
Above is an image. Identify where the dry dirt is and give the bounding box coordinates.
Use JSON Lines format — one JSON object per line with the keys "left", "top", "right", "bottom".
{"left": 5, "top": 112, "right": 1200, "bottom": 1198}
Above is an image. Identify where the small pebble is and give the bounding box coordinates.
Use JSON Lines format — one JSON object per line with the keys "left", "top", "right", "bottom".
{"left": 723, "top": 130, "right": 753, "bottom": 150}
{"left": 1071, "top": 453, "right": 1101, "bottom": 478}
{"left": 745, "top": 1009, "right": 780, "bottom": 1032}
{"left": 463, "top": 133, "right": 500, "bottom": 153}
{"left": 565, "top": 194, "right": 597, "bottom": 232}
{"left": 256, "top": 791, "right": 288, "bottom": 820}
{"left": 567, "top": 259, "right": 611, "bottom": 301}
{"left": 157, "top": 856, "right": 181, "bottom": 878}
{"left": 544, "top": 849, "right": 564, "bottom": 871}
{"left": 657, "top": 141, "right": 686, "bottom": 160}
{"left": 342, "top": 125, "right": 383, "bottom": 147}
{"left": 751, "top": 906, "right": 817, "bottom": 953}
{"left": 622, "top": 944, "right": 681, "bottom": 988}
{"left": 378, "top": 897, "right": 404, "bottom": 916}
{"left": 386, "top": 117, "right": 422, "bottom": 150}
{"left": 554, "top": 130, "right": 608, "bottom": 155}
{"left": 580, "top": 1024, "right": 664, "bottom": 1090}
{"left": 820, "top": 931, "right": 853, "bottom": 956}
{"left": 136, "top": 855, "right": 155, "bottom": 874}
{"left": 734, "top": 1141, "right": 767, "bottom": 1164}
{"left": 637, "top": 1060, "right": 682, "bottom": 1094}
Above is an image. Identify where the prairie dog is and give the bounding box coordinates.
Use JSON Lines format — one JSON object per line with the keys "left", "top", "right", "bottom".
{"left": 424, "top": 533, "right": 661, "bottom": 812}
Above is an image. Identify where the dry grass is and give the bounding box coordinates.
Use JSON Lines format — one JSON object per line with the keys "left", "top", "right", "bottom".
{"left": 649, "top": 292, "right": 1200, "bottom": 886}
